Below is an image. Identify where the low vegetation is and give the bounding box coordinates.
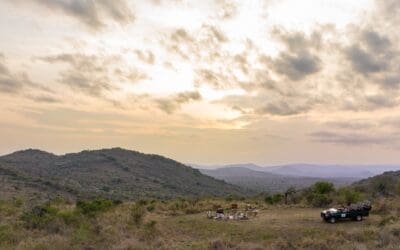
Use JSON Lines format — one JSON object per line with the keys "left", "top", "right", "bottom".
{"left": 0, "top": 179, "right": 400, "bottom": 250}
{"left": 1, "top": 149, "right": 400, "bottom": 249}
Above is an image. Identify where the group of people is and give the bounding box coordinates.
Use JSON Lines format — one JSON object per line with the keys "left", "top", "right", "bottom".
{"left": 206, "top": 204, "right": 259, "bottom": 220}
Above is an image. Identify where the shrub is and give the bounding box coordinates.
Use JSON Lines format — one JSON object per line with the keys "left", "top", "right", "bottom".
{"left": 313, "top": 182, "right": 335, "bottom": 194}
{"left": 76, "top": 198, "right": 118, "bottom": 216}
{"left": 397, "top": 182, "right": 400, "bottom": 196}
{"left": 57, "top": 210, "right": 82, "bottom": 225}
{"left": 0, "top": 200, "right": 17, "bottom": 216}
{"left": 131, "top": 204, "right": 146, "bottom": 227}
{"left": 310, "top": 194, "right": 332, "bottom": 207}
{"left": 0, "top": 225, "right": 14, "bottom": 245}
{"left": 304, "top": 182, "right": 335, "bottom": 207}
{"left": 338, "top": 188, "right": 362, "bottom": 205}
{"left": 137, "top": 199, "right": 148, "bottom": 206}
{"left": 146, "top": 204, "right": 155, "bottom": 212}
{"left": 265, "top": 194, "right": 284, "bottom": 205}
{"left": 141, "top": 220, "right": 158, "bottom": 240}
{"left": 21, "top": 205, "right": 59, "bottom": 229}
{"left": 391, "top": 228, "right": 400, "bottom": 237}
{"left": 73, "top": 223, "right": 91, "bottom": 242}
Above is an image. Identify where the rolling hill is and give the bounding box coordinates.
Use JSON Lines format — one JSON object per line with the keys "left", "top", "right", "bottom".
{"left": 352, "top": 170, "right": 400, "bottom": 196}
{"left": 0, "top": 148, "right": 246, "bottom": 200}
{"left": 200, "top": 166, "right": 355, "bottom": 193}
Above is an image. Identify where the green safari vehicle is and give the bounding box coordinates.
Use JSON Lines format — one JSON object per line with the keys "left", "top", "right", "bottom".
{"left": 321, "top": 201, "right": 372, "bottom": 223}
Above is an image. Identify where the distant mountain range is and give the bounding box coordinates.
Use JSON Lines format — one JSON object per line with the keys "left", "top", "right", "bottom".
{"left": 196, "top": 163, "right": 400, "bottom": 193}
{"left": 0, "top": 148, "right": 246, "bottom": 201}
{"left": 199, "top": 166, "right": 355, "bottom": 193}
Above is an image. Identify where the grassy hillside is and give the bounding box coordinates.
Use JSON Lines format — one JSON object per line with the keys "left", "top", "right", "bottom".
{"left": 1, "top": 195, "right": 400, "bottom": 249}
{"left": 0, "top": 148, "right": 246, "bottom": 200}
{"left": 201, "top": 167, "right": 355, "bottom": 193}
{"left": 1, "top": 164, "right": 400, "bottom": 249}
{"left": 353, "top": 170, "right": 400, "bottom": 197}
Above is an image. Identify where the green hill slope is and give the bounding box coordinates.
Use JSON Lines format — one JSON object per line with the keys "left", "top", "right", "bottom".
{"left": 352, "top": 170, "right": 400, "bottom": 197}
{"left": 0, "top": 148, "right": 245, "bottom": 200}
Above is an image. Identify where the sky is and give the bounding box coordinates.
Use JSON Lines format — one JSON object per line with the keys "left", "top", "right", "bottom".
{"left": 1, "top": 0, "right": 400, "bottom": 165}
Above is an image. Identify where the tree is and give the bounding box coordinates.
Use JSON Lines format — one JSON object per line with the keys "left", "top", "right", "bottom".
{"left": 284, "top": 187, "right": 296, "bottom": 205}
{"left": 265, "top": 193, "right": 284, "bottom": 205}
{"left": 313, "top": 182, "right": 335, "bottom": 194}
{"left": 338, "top": 188, "right": 362, "bottom": 204}
{"left": 397, "top": 181, "right": 400, "bottom": 195}
{"left": 306, "top": 182, "right": 335, "bottom": 207}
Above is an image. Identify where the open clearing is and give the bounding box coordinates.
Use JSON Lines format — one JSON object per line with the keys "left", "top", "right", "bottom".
{"left": 159, "top": 207, "right": 382, "bottom": 249}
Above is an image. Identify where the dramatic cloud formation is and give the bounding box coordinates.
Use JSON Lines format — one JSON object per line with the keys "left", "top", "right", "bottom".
{"left": 1, "top": 0, "right": 400, "bottom": 164}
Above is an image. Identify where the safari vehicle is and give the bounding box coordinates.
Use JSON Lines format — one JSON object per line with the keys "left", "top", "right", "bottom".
{"left": 321, "top": 201, "right": 372, "bottom": 223}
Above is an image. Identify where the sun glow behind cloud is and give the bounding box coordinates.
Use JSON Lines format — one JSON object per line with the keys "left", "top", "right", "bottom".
{"left": 1, "top": 0, "right": 400, "bottom": 165}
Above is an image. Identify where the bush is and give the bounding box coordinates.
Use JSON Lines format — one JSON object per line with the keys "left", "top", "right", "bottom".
{"left": 21, "top": 205, "right": 59, "bottom": 229}
{"left": 57, "top": 210, "right": 82, "bottom": 225}
{"left": 137, "top": 199, "right": 148, "bottom": 206}
{"left": 0, "top": 200, "right": 17, "bottom": 216}
{"left": 76, "top": 198, "right": 118, "bottom": 216}
{"left": 0, "top": 225, "right": 15, "bottom": 245}
{"left": 141, "top": 220, "right": 158, "bottom": 240}
{"left": 265, "top": 194, "right": 284, "bottom": 205}
{"left": 73, "top": 223, "right": 91, "bottom": 242}
{"left": 304, "top": 182, "right": 335, "bottom": 207}
{"left": 397, "top": 182, "right": 400, "bottom": 196}
{"left": 313, "top": 182, "right": 335, "bottom": 194}
{"left": 146, "top": 204, "right": 155, "bottom": 212}
{"left": 310, "top": 194, "right": 332, "bottom": 207}
{"left": 338, "top": 188, "right": 362, "bottom": 205}
{"left": 131, "top": 204, "right": 146, "bottom": 227}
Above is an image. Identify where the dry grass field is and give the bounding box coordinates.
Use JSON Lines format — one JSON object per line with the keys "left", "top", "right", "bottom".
{"left": 1, "top": 197, "right": 399, "bottom": 250}
{"left": 158, "top": 207, "right": 386, "bottom": 249}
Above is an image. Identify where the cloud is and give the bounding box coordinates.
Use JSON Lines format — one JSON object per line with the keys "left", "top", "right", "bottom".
{"left": 12, "top": 0, "right": 134, "bottom": 30}
{"left": 376, "top": 0, "right": 400, "bottom": 24}
{"left": 343, "top": 27, "right": 398, "bottom": 91}
{"left": 29, "top": 94, "right": 61, "bottom": 103}
{"left": 60, "top": 70, "right": 112, "bottom": 97}
{"left": 257, "top": 100, "right": 312, "bottom": 116}
{"left": 215, "top": 0, "right": 238, "bottom": 19}
{"left": 269, "top": 30, "right": 322, "bottom": 81}
{"left": 326, "top": 121, "right": 375, "bottom": 130}
{"left": 134, "top": 50, "right": 155, "bottom": 64}
{"left": 344, "top": 45, "right": 386, "bottom": 74}
{"left": 156, "top": 91, "right": 202, "bottom": 114}
{"left": 362, "top": 30, "right": 391, "bottom": 51}
{"left": 39, "top": 53, "right": 121, "bottom": 97}
{"left": 0, "top": 76, "right": 24, "bottom": 93}
{"left": 205, "top": 25, "right": 228, "bottom": 43}
{"left": 0, "top": 55, "right": 27, "bottom": 93}
{"left": 309, "top": 131, "right": 394, "bottom": 146}
{"left": 273, "top": 51, "right": 321, "bottom": 81}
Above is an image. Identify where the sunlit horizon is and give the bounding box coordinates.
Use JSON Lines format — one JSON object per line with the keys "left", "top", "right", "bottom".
{"left": 1, "top": 0, "right": 400, "bottom": 165}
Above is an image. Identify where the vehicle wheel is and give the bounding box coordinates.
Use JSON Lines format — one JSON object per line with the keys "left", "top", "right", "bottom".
{"left": 330, "top": 217, "right": 336, "bottom": 224}
{"left": 356, "top": 215, "right": 363, "bottom": 221}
